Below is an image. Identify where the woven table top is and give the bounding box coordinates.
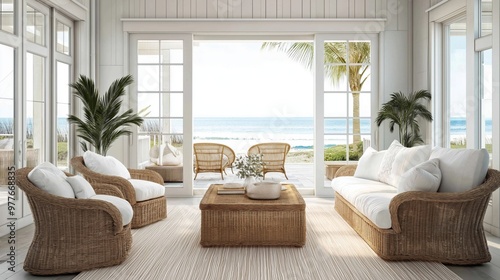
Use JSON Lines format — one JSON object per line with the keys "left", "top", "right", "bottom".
{"left": 199, "top": 183, "right": 305, "bottom": 211}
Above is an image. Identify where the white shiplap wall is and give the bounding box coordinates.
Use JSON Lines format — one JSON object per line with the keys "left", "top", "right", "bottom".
{"left": 122, "top": 0, "right": 395, "bottom": 20}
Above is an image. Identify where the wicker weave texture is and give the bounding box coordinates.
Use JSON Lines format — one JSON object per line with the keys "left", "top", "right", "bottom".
{"left": 334, "top": 168, "right": 500, "bottom": 265}
{"left": 248, "top": 142, "right": 290, "bottom": 179}
{"left": 193, "top": 143, "right": 235, "bottom": 180}
{"left": 200, "top": 184, "right": 306, "bottom": 247}
{"left": 16, "top": 168, "right": 132, "bottom": 275}
{"left": 70, "top": 156, "right": 167, "bottom": 228}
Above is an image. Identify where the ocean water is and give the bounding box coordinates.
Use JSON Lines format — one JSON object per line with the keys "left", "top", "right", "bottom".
{"left": 0, "top": 117, "right": 489, "bottom": 153}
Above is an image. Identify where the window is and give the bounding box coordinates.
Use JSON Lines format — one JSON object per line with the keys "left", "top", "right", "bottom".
{"left": 481, "top": 0, "right": 492, "bottom": 36}
{"left": 0, "top": 0, "right": 14, "bottom": 34}
{"left": 26, "top": 5, "right": 44, "bottom": 45}
{"left": 480, "top": 49, "right": 492, "bottom": 158}
{"left": 56, "top": 62, "right": 70, "bottom": 168}
{"left": 323, "top": 40, "right": 371, "bottom": 161}
{"left": 26, "top": 52, "right": 45, "bottom": 166}
{"left": 445, "top": 18, "right": 467, "bottom": 148}
{"left": 0, "top": 44, "right": 14, "bottom": 186}
{"left": 137, "top": 40, "right": 184, "bottom": 167}
{"left": 56, "top": 21, "right": 70, "bottom": 55}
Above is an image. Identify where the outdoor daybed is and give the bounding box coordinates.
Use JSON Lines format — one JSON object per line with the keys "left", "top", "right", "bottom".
{"left": 331, "top": 141, "right": 500, "bottom": 265}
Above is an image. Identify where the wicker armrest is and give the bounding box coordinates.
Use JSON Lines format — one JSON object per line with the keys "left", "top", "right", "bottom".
{"left": 34, "top": 193, "right": 125, "bottom": 234}
{"left": 92, "top": 183, "right": 125, "bottom": 198}
{"left": 129, "top": 168, "right": 164, "bottom": 185}
{"left": 334, "top": 165, "right": 358, "bottom": 177}
{"left": 389, "top": 169, "right": 500, "bottom": 233}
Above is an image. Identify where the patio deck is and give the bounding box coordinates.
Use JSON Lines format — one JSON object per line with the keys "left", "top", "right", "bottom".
{"left": 168, "top": 163, "right": 331, "bottom": 190}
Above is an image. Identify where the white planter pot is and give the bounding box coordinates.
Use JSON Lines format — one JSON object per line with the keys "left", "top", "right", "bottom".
{"left": 246, "top": 182, "right": 281, "bottom": 200}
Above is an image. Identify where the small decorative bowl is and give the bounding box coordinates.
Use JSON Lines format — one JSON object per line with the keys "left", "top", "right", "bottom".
{"left": 246, "top": 182, "right": 281, "bottom": 200}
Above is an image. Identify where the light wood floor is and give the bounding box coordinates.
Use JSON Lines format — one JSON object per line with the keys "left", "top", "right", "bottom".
{"left": 1, "top": 196, "right": 500, "bottom": 279}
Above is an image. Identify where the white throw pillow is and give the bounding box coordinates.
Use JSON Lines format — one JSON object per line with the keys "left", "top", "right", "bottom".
{"left": 354, "top": 147, "right": 387, "bottom": 181}
{"left": 397, "top": 158, "right": 441, "bottom": 193}
{"left": 28, "top": 162, "right": 75, "bottom": 198}
{"left": 378, "top": 140, "right": 405, "bottom": 184}
{"left": 390, "top": 144, "right": 431, "bottom": 186}
{"left": 430, "top": 147, "right": 489, "bottom": 193}
{"left": 83, "top": 151, "right": 131, "bottom": 179}
{"left": 66, "top": 175, "right": 96, "bottom": 199}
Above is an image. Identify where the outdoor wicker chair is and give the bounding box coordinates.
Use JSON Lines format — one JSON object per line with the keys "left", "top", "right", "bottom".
{"left": 70, "top": 156, "right": 167, "bottom": 228}
{"left": 16, "top": 167, "right": 132, "bottom": 275}
{"left": 248, "top": 142, "right": 291, "bottom": 179}
{"left": 193, "top": 143, "right": 235, "bottom": 180}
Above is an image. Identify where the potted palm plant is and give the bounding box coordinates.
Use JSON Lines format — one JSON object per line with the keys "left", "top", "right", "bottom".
{"left": 68, "top": 74, "right": 145, "bottom": 155}
{"left": 376, "top": 90, "right": 433, "bottom": 147}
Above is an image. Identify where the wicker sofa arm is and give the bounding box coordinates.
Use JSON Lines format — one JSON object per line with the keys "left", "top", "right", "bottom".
{"left": 129, "top": 168, "right": 164, "bottom": 185}
{"left": 389, "top": 169, "right": 500, "bottom": 233}
{"left": 92, "top": 183, "right": 125, "bottom": 198}
{"left": 334, "top": 165, "right": 358, "bottom": 177}
{"left": 30, "top": 191, "right": 126, "bottom": 234}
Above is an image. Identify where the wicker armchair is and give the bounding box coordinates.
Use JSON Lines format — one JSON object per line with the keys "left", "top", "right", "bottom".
{"left": 70, "top": 156, "right": 166, "bottom": 228}
{"left": 248, "top": 142, "right": 290, "bottom": 179}
{"left": 193, "top": 143, "right": 235, "bottom": 180}
{"left": 15, "top": 167, "right": 132, "bottom": 275}
{"left": 333, "top": 165, "right": 500, "bottom": 265}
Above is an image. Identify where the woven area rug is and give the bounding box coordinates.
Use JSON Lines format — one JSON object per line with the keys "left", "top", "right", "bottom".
{"left": 75, "top": 205, "right": 460, "bottom": 280}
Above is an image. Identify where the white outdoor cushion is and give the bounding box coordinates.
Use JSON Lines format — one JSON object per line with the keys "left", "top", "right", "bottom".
{"left": 397, "top": 158, "right": 441, "bottom": 193}
{"left": 430, "top": 147, "right": 489, "bottom": 193}
{"left": 165, "top": 143, "right": 180, "bottom": 156}
{"left": 66, "top": 175, "right": 96, "bottom": 199}
{"left": 378, "top": 140, "right": 405, "bottom": 184}
{"left": 28, "top": 162, "right": 75, "bottom": 198}
{"left": 159, "top": 153, "right": 182, "bottom": 166}
{"left": 354, "top": 147, "right": 386, "bottom": 181}
{"left": 83, "top": 151, "right": 131, "bottom": 179}
{"left": 390, "top": 144, "right": 431, "bottom": 186}
{"left": 128, "top": 179, "right": 165, "bottom": 202}
{"left": 90, "top": 194, "right": 133, "bottom": 226}
{"left": 353, "top": 192, "right": 397, "bottom": 229}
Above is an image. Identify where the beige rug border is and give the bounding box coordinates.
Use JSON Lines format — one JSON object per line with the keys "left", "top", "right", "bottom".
{"left": 75, "top": 204, "right": 461, "bottom": 280}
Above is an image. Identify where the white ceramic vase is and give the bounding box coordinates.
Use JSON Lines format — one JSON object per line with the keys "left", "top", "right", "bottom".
{"left": 246, "top": 181, "right": 281, "bottom": 200}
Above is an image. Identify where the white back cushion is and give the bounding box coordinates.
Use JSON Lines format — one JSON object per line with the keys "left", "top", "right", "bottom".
{"left": 397, "top": 158, "right": 441, "bottom": 193}
{"left": 91, "top": 195, "right": 134, "bottom": 226}
{"left": 390, "top": 144, "right": 431, "bottom": 186}
{"left": 83, "top": 151, "right": 131, "bottom": 179}
{"left": 66, "top": 175, "right": 96, "bottom": 199}
{"left": 354, "top": 147, "right": 386, "bottom": 181}
{"left": 430, "top": 147, "right": 489, "bottom": 192}
{"left": 28, "top": 162, "right": 75, "bottom": 198}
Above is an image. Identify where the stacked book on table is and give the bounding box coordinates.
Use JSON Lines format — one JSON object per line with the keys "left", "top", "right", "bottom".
{"left": 217, "top": 183, "right": 245, "bottom": 195}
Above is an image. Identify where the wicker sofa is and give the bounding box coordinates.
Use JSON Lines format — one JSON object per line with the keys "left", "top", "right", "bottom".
{"left": 331, "top": 145, "right": 500, "bottom": 265}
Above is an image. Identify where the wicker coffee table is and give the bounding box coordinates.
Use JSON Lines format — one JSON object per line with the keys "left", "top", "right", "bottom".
{"left": 199, "top": 183, "right": 306, "bottom": 247}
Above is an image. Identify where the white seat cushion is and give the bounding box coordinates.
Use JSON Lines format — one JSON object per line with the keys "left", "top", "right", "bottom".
{"left": 129, "top": 179, "right": 165, "bottom": 202}
{"left": 28, "top": 162, "right": 75, "bottom": 198}
{"left": 83, "top": 151, "right": 131, "bottom": 179}
{"left": 90, "top": 194, "right": 133, "bottom": 226}
{"left": 353, "top": 192, "right": 397, "bottom": 229}
{"left": 332, "top": 176, "right": 396, "bottom": 229}
{"left": 430, "top": 147, "right": 489, "bottom": 193}
{"left": 66, "top": 175, "right": 96, "bottom": 198}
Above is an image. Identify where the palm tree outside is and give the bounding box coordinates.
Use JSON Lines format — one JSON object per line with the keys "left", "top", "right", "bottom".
{"left": 261, "top": 41, "right": 371, "bottom": 143}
